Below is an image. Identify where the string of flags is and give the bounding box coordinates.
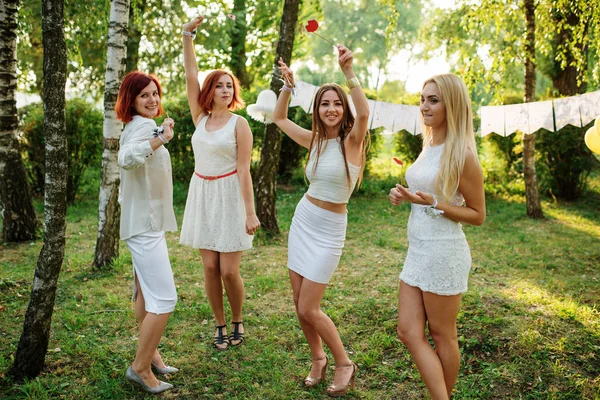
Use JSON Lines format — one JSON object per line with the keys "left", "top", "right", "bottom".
{"left": 246, "top": 80, "right": 600, "bottom": 137}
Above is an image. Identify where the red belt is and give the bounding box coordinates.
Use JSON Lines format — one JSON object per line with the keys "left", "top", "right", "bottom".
{"left": 194, "top": 169, "right": 237, "bottom": 180}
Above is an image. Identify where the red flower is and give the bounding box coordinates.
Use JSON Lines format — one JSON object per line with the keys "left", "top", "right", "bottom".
{"left": 305, "top": 20, "right": 319, "bottom": 33}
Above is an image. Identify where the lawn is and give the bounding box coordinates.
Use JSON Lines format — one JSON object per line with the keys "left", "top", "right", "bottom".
{"left": 1, "top": 174, "right": 599, "bottom": 399}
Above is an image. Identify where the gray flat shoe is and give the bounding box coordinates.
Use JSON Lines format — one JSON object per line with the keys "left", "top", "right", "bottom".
{"left": 151, "top": 361, "right": 179, "bottom": 374}
{"left": 126, "top": 366, "right": 173, "bottom": 394}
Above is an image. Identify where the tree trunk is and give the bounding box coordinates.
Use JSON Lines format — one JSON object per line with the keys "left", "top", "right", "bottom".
{"left": 522, "top": 0, "right": 543, "bottom": 219}
{"left": 550, "top": 7, "right": 588, "bottom": 96}
{"left": 0, "top": 0, "right": 39, "bottom": 241}
{"left": 229, "top": 0, "right": 249, "bottom": 88}
{"left": 125, "top": 0, "right": 144, "bottom": 73}
{"left": 255, "top": 0, "right": 301, "bottom": 235}
{"left": 93, "top": 0, "right": 129, "bottom": 268}
{"left": 9, "top": 0, "right": 68, "bottom": 380}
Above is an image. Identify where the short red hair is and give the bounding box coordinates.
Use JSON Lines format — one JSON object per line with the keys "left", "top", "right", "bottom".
{"left": 115, "top": 71, "right": 164, "bottom": 123}
{"left": 198, "top": 70, "right": 245, "bottom": 113}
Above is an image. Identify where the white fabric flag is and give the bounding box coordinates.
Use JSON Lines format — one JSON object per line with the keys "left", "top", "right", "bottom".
{"left": 504, "top": 103, "right": 529, "bottom": 135}
{"left": 372, "top": 101, "right": 396, "bottom": 131}
{"left": 578, "top": 90, "right": 600, "bottom": 126}
{"left": 347, "top": 95, "right": 357, "bottom": 117}
{"left": 554, "top": 96, "right": 582, "bottom": 130}
{"left": 527, "top": 100, "right": 554, "bottom": 133}
{"left": 289, "top": 81, "right": 318, "bottom": 113}
{"left": 392, "top": 104, "right": 419, "bottom": 135}
{"left": 367, "top": 99, "right": 376, "bottom": 128}
{"left": 480, "top": 106, "right": 505, "bottom": 136}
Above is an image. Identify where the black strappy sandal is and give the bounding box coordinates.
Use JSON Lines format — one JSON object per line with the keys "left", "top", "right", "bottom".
{"left": 230, "top": 321, "right": 244, "bottom": 347}
{"left": 214, "top": 324, "right": 229, "bottom": 350}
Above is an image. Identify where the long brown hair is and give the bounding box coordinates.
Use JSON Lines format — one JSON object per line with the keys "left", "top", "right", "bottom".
{"left": 307, "top": 84, "right": 369, "bottom": 189}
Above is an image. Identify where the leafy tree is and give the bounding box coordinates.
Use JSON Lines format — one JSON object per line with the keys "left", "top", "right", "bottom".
{"left": 0, "top": 0, "right": 38, "bottom": 242}
{"left": 18, "top": 99, "right": 103, "bottom": 203}
{"left": 255, "top": 0, "right": 302, "bottom": 235}
{"left": 10, "top": 0, "right": 67, "bottom": 380}
{"left": 298, "top": 0, "right": 423, "bottom": 89}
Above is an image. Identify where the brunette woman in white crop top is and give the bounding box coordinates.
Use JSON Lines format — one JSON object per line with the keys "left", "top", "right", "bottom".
{"left": 272, "top": 45, "right": 369, "bottom": 397}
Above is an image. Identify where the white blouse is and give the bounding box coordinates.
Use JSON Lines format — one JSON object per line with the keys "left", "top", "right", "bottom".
{"left": 118, "top": 115, "right": 177, "bottom": 240}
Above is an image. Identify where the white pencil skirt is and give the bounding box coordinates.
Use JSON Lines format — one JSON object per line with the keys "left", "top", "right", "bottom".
{"left": 126, "top": 231, "right": 177, "bottom": 314}
{"left": 287, "top": 195, "right": 348, "bottom": 284}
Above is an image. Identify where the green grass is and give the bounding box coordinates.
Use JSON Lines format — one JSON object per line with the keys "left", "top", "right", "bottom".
{"left": 1, "top": 176, "right": 600, "bottom": 399}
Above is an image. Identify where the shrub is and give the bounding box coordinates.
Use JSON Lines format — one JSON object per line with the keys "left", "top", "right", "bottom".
{"left": 394, "top": 130, "right": 422, "bottom": 163}
{"left": 18, "top": 99, "right": 103, "bottom": 203}
{"left": 536, "top": 123, "right": 598, "bottom": 200}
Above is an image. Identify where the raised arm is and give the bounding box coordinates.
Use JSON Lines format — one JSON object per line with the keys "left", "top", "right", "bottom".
{"left": 182, "top": 16, "right": 206, "bottom": 126}
{"left": 271, "top": 58, "right": 313, "bottom": 149}
{"left": 337, "top": 45, "right": 369, "bottom": 146}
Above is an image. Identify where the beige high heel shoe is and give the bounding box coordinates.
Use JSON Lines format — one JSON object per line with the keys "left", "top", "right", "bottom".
{"left": 326, "top": 363, "right": 357, "bottom": 397}
{"left": 304, "top": 356, "right": 329, "bottom": 387}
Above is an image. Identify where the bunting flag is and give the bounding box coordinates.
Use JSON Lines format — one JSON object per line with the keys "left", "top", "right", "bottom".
{"left": 288, "top": 80, "right": 600, "bottom": 137}
{"left": 289, "top": 81, "right": 318, "bottom": 113}
{"left": 480, "top": 106, "right": 505, "bottom": 136}
{"left": 527, "top": 100, "right": 554, "bottom": 133}
{"left": 579, "top": 91, "right": 600, "bottom": 126}
{"left": 554, "top": 96, "right": 582, "bottom": 131}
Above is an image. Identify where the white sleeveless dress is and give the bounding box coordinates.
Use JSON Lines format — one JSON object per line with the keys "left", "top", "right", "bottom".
{"left": 400, "top": 143, "right": 471, "bottom": 295}
{"left": 179, "top": 114, "right": 253, "bottom": 252}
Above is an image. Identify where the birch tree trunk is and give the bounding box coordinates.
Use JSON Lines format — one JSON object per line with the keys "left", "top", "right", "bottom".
{"left": 93, "top": 0, "right": 129, "bottom": 268}
{"left": 0, "top": 0, "right": 38, "bottom": 242}
{"left": 523, "top": 0, "right": 543, "bottom": 219}
{"left": 9, "top": 0, "right": 67, "bottom": 380}
{"left": 255, "top": 0, "right": 301, "bottom": 235}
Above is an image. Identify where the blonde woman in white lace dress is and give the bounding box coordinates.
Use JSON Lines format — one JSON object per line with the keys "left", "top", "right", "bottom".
{"left": 179, "top": 16, "right": 260, "bottom": 350}
{"left": 389, "top": 74, "right": 485, "bottom": 400}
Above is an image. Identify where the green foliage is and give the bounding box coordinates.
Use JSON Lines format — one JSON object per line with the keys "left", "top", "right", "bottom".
{"left": 18, "top": 99, "right": 103, "bottom": 203}
{"left": 278, "top": 107, "right": 310, "bottom": 184}
{"left": 159, "top": 96, "right": 197, "bottom": 185}
{"left": 298, "top": 0, "right": 423, "bottom": 89}
{"left": 536, "top": 124, "right": 598, "bottom": 200}
{"left": 394, "top": 130, "right": 422, "bottom": 163}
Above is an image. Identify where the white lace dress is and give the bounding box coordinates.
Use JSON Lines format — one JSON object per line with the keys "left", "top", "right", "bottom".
{"left": 179, "top": 114, "right": 253, "bottom": 252}
{"left": 400, "top": 143, "right": 471, "bottom": 295}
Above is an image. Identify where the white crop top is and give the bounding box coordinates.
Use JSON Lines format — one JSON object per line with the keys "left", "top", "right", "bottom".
{"left": 306, "top": 138, "right": 361, "bottom": 204}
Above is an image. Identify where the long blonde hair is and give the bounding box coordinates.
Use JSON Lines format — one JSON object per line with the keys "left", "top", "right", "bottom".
{"left": 307, "top": 84, "right": 369, "bottom": 189}
{"left": 421, "top": 73, "right": 478, "bottom": 202}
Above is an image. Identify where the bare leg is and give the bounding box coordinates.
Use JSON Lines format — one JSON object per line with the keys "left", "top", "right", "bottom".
{"left": 220, "top": 251, "right": 245, "bottom": 344}
{"left": 296, "top": 277, "right": 354, "bottom": 388}
{"left": 397, "top": 281, "right": 449, "bottom": 400}
{"left": 131, "top": 274, "right": 171, "bottom": 387}
{"left": 289, "top": 270, "right": 327, "bottom": 378}
{"left": 134, "top": 277, "right": 167, "bottom": 368}
{"left": 423, "top": 291, "right": 462, "bottom": 399}
{"left": 200, "top": 249, "right": 228, "bottom": 348}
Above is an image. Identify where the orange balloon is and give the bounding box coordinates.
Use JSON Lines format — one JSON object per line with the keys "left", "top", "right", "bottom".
{"left": 585, "top": 126, "right": 600, "bottom": 155}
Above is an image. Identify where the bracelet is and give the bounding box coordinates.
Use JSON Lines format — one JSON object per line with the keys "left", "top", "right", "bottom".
{"left": 153, "top": 126, "right": 169, "bottom": 144}
{"left": 424, "top": 197, "right": 444, "bottom": 218}
{"left": 346, "top": 76, "right": 360, "bottom": 90}
{"left": 157, "top": 133, "right": 169, "bottom": 144}
{"left": 280, "top": 85, "right": 294, "bottom": 93}
{"left": 182, "top": 29, "right": 197, "bottom": 40}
